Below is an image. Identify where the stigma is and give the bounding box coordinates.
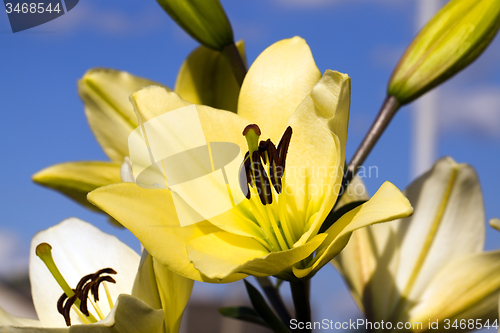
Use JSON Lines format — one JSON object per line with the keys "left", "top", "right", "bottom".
{"left": 36, "top": 243, "right": 117, "bottom": 326}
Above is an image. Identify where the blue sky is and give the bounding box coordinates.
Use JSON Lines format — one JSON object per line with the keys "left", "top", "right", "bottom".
{"left": 1, "top": 0, "right": 500, "bottom": 325}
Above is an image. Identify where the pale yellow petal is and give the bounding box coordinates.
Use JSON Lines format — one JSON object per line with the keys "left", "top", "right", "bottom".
{"left": 393, "top": 157, "right": 485, "bottom": 308}
{"left": 490, "top": 218, "right": 500, "bottom": 232}
{"left": 333, "top": 221, "right": 401, "bottom": 323}
{"left": 238, "top": 37, "right": 321, "bottom": 142}
{"left": 88, "top": 183, "right": 244, "bottom": 283}
{"left": 79, "top": 68, "right": 170, "bottom": 162}
{"left": 187, "top": 232, "right": 326, "bottom": 280}
{"left": 175, "top": 41, "right": 246, "bottom": 113}
{"left": 335, "top": 157, "right": 486, "bottom": 324}
{"left": 130, "top": 86, "right": 250, "bottom": 152}
{"left": 285, "top": 71, "right": 350, "bottom": 245}
{"left": 409, "top": 250, "right": 500, "bottom": 330}
{"left": 33, "top": 161, "right": 121, "bottom": 211}
{"left": 132, "top": 250, "right": 193, "bottom": 333}
{"left": 293, "top": 181, "right": 412, "bottom": 279}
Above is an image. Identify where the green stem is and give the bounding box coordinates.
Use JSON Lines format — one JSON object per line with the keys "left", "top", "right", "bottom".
{"left": 256, "top": 277, "right": 292, "bottom": 325}
{"left": 290, "top": 280, "right": 311, "bottom": 333}
{"left": 337, "top": 95, "right": 400, "bottom": 204}
{"left": 222, "top": 42, "right": 247, "bottom": 87}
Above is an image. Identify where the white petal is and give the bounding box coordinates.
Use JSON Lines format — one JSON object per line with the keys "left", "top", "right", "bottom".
{"left": 395, "top": 157, "right": 485, "bottom": 306}
{"left": 409, "top": 250, "right": 500, "bottom": 326}
{"left": 120, "top": 157, "right": 135, "bottom": 183}
{"left": 0, "top": 295, "right": 164, "bottom": 333}
{"left": 0, "top": 306, "right": 41, "bottom": 327}
{"left": 334, "top": 157, "right": 486, "bottom": 322}
{"left": 30, "top": 218, "right": 140, "bottom": 327}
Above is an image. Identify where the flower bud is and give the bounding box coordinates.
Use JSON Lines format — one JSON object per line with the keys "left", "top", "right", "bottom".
{"left": 388, "top": 0, "right": 500, "bottom": 105}
{"left": 156, "top": 0, "right": 234, "bottom": 51}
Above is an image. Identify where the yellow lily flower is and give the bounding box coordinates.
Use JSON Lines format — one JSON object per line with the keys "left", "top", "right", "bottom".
{"left": 88, "top": 37, "right": 412, "bottom": 283}
{"left": 0, "top": 218, "right": 192, "bottom": 333}
{"left": 32, "top": 42, "right": 245, "bottom": 213}
{"left": 335, "top": 157, "right": 500, "bottom": 332}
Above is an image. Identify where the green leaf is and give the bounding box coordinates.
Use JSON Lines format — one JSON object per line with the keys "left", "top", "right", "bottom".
{"left": 244, "top": 280, "right": 291, "bottom": 333}
{"left": 219, "top": 306, "right": 268, "bottom": 327}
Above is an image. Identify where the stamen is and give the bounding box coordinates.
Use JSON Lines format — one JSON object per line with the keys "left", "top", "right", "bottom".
{"left": 260, "top": 139, "right": 281, "bottom": 194}
{"left": 277, "top": 126, "right": 292, "bottom": 171}
{"left": 239, "top": 152, "right": 251, "bottom": 199}
{"left": 240, "top": 126, "right": 293, "bottom": 203}
{"left": 74, "top": 267, "right": 117, "bottom": 316}
{"left": 252, "top": 151, "right": 273, "bottom": 205}
{"left": 92, "top": 275, "right": 117, "bottom": 302}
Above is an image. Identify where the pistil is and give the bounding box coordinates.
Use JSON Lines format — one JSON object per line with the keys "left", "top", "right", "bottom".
{"left": 36, "top": 243, "right": 117, "bottom": 326}
{"left": 240, "top": 125, "right": 296, "bottom": 251}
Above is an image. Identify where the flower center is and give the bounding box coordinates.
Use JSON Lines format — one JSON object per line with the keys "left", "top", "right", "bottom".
{"left": 36, "top": 243, "right": 117, "bottom": 326}
{"left": 240, "top": 124, "right": 298, "bottom": 252}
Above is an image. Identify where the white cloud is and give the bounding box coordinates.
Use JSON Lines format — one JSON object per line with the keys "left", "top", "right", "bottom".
{"left": 439, "top": 87, "right": 500, "bottom": 139}
{"left": 371, "top": 44, "right": 405, "bottom": 69}
{"left": 40, "top": 2, "right": 166, "bottom": 36}
{"left": 0, "top": 230, "right": 28, "bottom": 277}
{"left": 274, "top": 0, "right": 404, "bottom": 9}
{"left": 274, "top": 0, "right": 335, "bottom": 8}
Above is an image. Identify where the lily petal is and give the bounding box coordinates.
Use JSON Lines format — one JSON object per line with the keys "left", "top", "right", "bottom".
{"left": 393, "top": 157, "right": 484, "bottom": 309}
{"left": 79, "top": 68, "right": 169, "bottom": 162}
{"left": 293, "top": 181, "right": 412, "bottom": 279}
{"left": 130, "top": 86, "right": 250, "bottom": 153}
{"left": 0, "top": 307, "right": 41, "bottom": 327}
{"left": 186, "top": 232, "right": 326, "bottom": 279}
{"left": 285, "top": 70, "right": 350, "bottom": 244}
{"left": 334, "top": 157, "right": 486, "bottom": 323}
{"left": 132, "top": 250, "right": 193, "bottom": 333}
{"left": 70, "top": 294, "right": 165, "bottom": 333}
{"left": 88, "top": 183, "right": 244, "bottom": 283}
{"left": 32, "top": 162, "right": 121, "bottom": 211}
{"left": 0, "top": 295, "right": 164, "bottom": 332}
{"left": 30, "top": 218, "right": 140, "bottom": 327}
{"left": 237, "top": 37, "right": 321, "bottom": 142}
{"left": 175, "top": 41, "right": 246, "bottom": 113}
{"left": 409, "top": 250, "right": 500, "bottom": 329}
{"left": 490, "top": 218, "right": 500, "bottom": 232}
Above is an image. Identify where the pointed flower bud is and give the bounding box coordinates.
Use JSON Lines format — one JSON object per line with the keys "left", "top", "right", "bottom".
{"left": 156, "top": 0, "right": 234, "bottom": 51}
{"left": 388, "top": 0, "right": 500, "bottom": 105}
